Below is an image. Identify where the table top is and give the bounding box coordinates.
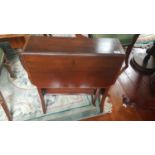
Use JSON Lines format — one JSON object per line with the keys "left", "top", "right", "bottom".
{"left": 0, "top": 34, "right": 29, "bottom": 49}
{"left": 21, "top": 36, "right": 125, "bottom": 88}
{"left": 23, "top": 36, "right": 125, "bottom": 56}
{"left": 0, "top": 34, "right": 28, "bottom": 39}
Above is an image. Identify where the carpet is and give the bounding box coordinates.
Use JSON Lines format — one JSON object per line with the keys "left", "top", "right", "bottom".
{"left": 0, "top": 57, "right": 112, "bottom": 121}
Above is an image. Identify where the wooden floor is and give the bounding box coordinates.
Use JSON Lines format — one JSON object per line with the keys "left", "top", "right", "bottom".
{"left": 84, "top": 49, "right": 155, "bottom": 121}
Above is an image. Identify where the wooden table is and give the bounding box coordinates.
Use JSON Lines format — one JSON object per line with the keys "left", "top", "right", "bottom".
{"left": 20, "top": 36, "right": 125, "bottom": 114}
{"left": 0, "top": 34, "right": 29, "bottom": 49}
{"left": 0, "top": 34, "right": 87, "bottom": 49}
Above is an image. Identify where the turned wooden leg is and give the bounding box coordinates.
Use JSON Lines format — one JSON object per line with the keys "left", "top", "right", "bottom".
{"left": 37, "top": 88, "right": 46, "bottom": 114}
{"left": 124, "top": 51, "right": 130, "bottom": 69}
{"left": 0, "top": 92, "right": 12, "bottom": 121}
{"left": 120, "top": 35, "right": 140, "bottom": 73}
{"left": 92, "top": 88, "right": 100, "bottom": 106}
{"left": 91, "top": 95, "right": 94, "bottom": 105}
{"left": 100, "top": 88, "right": 109, "bottom": 113}
{"left": 119, "top": 49, "right": 132, "bottom": 74}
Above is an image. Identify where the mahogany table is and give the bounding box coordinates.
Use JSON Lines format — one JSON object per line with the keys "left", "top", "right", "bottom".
{"left": 20, "top": 36, "right": 125, "bottom": 114}
{"left": 0, "top": 34, "right": 29, "bottom": 49}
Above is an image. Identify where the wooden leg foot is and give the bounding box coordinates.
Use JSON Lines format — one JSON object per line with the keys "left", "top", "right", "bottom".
{"left": 0, "top": 92, "right": 12, "bottom": 121}
{"left": 37, "top": 88, "right": 47, "bottom": 114}
{"left": 100, "top": 88, "right": 109, "bottom": 113}
{"left": 91, "top": 95, "right": 94, "bottom": 105}
{"left": 92, "top": 88, "right": 100, "bottom": 106}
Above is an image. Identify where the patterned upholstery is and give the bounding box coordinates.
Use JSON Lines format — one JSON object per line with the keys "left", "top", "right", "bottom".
{"left": 0, "top": 48, "right": 4, "bottom": 65}
{"left": 0, "top": 42, "right": 17, "bottom": 61}
{"left": 0, "top": 48, "right": 4, "bottom": 72}
{"left": 137, "top": 34, "right": 155, "bottom": 44}
{"left": 135, "top": 34, "right": 155, "bottom": 48}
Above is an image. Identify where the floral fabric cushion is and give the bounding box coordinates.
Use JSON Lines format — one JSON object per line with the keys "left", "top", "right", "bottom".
{"left": 135, "top": 34, "right": 155, "bottom": 48}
